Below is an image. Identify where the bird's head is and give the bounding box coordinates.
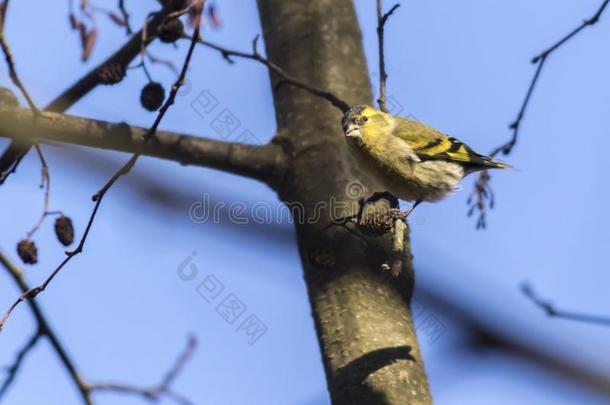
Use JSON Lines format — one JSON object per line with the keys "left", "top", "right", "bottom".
{"left": 342, "top": 105, "right": 385, "bottom": 140}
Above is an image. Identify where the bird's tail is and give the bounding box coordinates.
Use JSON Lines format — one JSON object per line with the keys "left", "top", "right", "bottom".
{"left": 474, "top": 154, "right": 512, "bottom": 171}
{"left": 467, "top": 153, "right": 513, "bottom": 173}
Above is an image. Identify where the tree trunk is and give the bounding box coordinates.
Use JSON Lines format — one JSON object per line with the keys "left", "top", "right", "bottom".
{"left": 257, "top": 1, "right": 431, "bottom": 404}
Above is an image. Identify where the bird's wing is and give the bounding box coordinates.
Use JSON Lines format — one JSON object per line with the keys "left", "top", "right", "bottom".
{"left": 393, "top": 118, "right": 507, "bottom": 169}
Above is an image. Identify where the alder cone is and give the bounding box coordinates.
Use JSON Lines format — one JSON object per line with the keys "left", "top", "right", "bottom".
{"left": 17, "top": 239, "right": 38, "bottom": 265}
{"left": 54, "top": 216, "right": 75, "bottom": 246}
{"left": 97, "top": 63, "right": 125, "bottom": 85}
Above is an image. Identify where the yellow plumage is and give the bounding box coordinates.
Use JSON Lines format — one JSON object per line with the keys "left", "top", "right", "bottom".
{"left": 342, "top": 105, "right": 509, "bottom": 203}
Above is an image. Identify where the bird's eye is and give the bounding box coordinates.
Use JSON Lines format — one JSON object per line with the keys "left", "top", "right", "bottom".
{"left": 362, "top": 116, "right": 368, "bottom": 122}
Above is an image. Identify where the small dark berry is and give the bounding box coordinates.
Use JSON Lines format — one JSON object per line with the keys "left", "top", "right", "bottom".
{"left": 54, "top": 215, "right": 75, "bottom": 246}
{"left": 97, "top": 63, "right": 125, "bottom": 85}
{"left": 140, "top": 82, "right": 165, "bottom": 111}
{"left": 17, "top": 240, "right": 38, "bottom": 265}
{"left": 158, "top": 18, "right": 184, "bottom": 43}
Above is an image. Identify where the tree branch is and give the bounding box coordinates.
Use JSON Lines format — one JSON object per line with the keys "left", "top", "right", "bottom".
{"left": 187, "top": 35, "right": 351, "bottom": 113}
{"left": 521, "top": 283, "right": 610, "bottom": 326}
{"left": 0, "top": 331, "right": 41, "bottom": 398}
{"left": 0, "top": 3, "right": 176, "bottom": 183}
{"left": 117, "top": 0, "right": 133, "bottom": 36}
{"left": 88, "top": 335, "right": 197, "bottom": 405}
{"left": 376, "top": 1, "right": 400, "bottom": 112}
{"left": 469, "top": 0, "right": 610, "bottom": 228}
{"left": 0, "top": 1, "right": 207, "bottom": 332}
{"left": 0, "top": 250, "right": 197, "bottom": 404}
{"left": 0, "top": 105, "right": 287, "bottom": 185}
{"left": 0, "top": 251, "right": 92, "bottom": 404}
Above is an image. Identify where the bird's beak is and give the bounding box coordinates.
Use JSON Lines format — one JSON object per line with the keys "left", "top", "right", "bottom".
{"left": 344, "top": 123, "right": 361, "bottom": 138}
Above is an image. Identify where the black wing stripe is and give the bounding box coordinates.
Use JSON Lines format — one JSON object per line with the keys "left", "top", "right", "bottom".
{"left": 415, "top": 138, "right": 444, "bottom": 151}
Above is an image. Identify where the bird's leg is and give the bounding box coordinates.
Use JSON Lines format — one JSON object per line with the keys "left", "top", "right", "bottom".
{"left": 364, "top": 191, "right": 400, "bottom": 209}
{"left": 322, "top": 191, "right": 401, "bottom": 235}
{"left": 402, "top": 199, "right": 422, "bottom": 220}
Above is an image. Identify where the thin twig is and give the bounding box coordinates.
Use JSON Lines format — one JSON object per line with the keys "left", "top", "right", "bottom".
{"left": 188, "top": 35, "right": 351, "bottom": 113}
{"left": 522, "top": 283, "right": 610, "bottom": 326}
{"left": 0, "top": 251, "right": 197, "bottom": 404}
{"left": 376, "top": 1, "right": 400, "bottom": 112}
{"left": 0, "top": 19, "right": 38, "bottom": 112}
{"left": 89, "top": 335, "right": 197, "bottom": 405}
{"left": 0, "top": 251, "right": 92, "bottom": 404}
{"left": 0, "top": 2, "right": 59, "bottom": 241}
{"left": 22, "top": 145, "right": 61, "bottom": 241}
{"left": 469, "top": 0, "right": 610, "bottom": 228}
{"left": 0, "top": 0, "right": 9, "bottom": 32}
{"left": 0, "top": 1, "right": 206, "bottom": 332}
{"left": 118, "top": 0, "right": 132, "bottom": 35}
{"left": 0, "top": 331, "right": 41, "bottom": 398}
{"left": 146, "top": 50, "right": 179, "bottom": 75}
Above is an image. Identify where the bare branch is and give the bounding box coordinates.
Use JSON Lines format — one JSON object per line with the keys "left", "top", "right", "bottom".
{"left": 522, "top": 283, "right": 610, "bottom": 326}
{"left": 0, "top": 1, "right": 207, "bottom": 332}
{"left": 0, "top": 251, "right": 196, "bottom": 404}
{"left": 0, "top": 251, "right": 92, "bottom": 404}
{"left": 0, "top": 105, "right": 287, "bottom": 184}
{"left": 0, "top": 0, "right": 38, "bottom": 113}
{"left": 0, "top": 33, "right": 38, "bottom": 113}
{"left": 89, "top": 336, "right": 197, "bottom": 405}
{"left": 0, "top": 2, "right": 61, "bottom": 252}
{"left": 469, "top": 0, "right": 610, "bottom": 228}
{"left": 188, "top": 35, "right": 351, "bottom": 113}
{"left": 117, "top": 0, "right": 133, "bottom": 35}
{"left": 376, "top": 1, "right": 400, "bottom": 112}
{"left": 0, "top": 331, "right": 41, "bottom": 398}
{"left": 0, "top": 3, "right": 176, "bottom": 183}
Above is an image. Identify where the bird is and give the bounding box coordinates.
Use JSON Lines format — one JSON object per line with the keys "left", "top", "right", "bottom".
{"left": 342, "top": 104, "right": 509, "bottom": 215}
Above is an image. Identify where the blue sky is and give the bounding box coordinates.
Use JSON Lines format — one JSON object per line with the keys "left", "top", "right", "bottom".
{"left": 1, "top": 1, "right": 610, "bottom": 404}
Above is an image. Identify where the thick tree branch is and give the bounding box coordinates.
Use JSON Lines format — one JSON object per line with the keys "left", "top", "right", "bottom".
{"left": 0, "top": 105, "right": 287, "bottom": 185}
{"left": 0, "top": 3, "right": 177, "bottom": 183}
{"left": 0, "top": 1, "right": 209, "bottom": 332}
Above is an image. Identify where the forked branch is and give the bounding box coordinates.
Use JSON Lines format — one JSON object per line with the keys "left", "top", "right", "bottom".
{"left": 0, "top": 0, "right": 206, "bottom": 333}
{"left": 469, "top": 0, "right": 610, "bottom": 228}
{"left": 522, "top": 283, "right": 610, "bottom": 327}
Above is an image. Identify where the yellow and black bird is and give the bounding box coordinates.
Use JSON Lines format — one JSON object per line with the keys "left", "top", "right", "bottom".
{"left": 342, "top": 105, "right": 509, "bottom": 212}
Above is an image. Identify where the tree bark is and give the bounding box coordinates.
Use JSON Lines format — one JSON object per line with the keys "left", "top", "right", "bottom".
{"left": 258, "top": 1, "right": 431, "bottom": 404}
{"left": 0, "top": 106, "right": 287, "bottom": 186}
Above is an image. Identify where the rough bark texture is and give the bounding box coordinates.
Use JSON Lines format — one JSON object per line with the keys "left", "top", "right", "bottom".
{"left": 258, "top": 1, "right": 431, "bottom": 404}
